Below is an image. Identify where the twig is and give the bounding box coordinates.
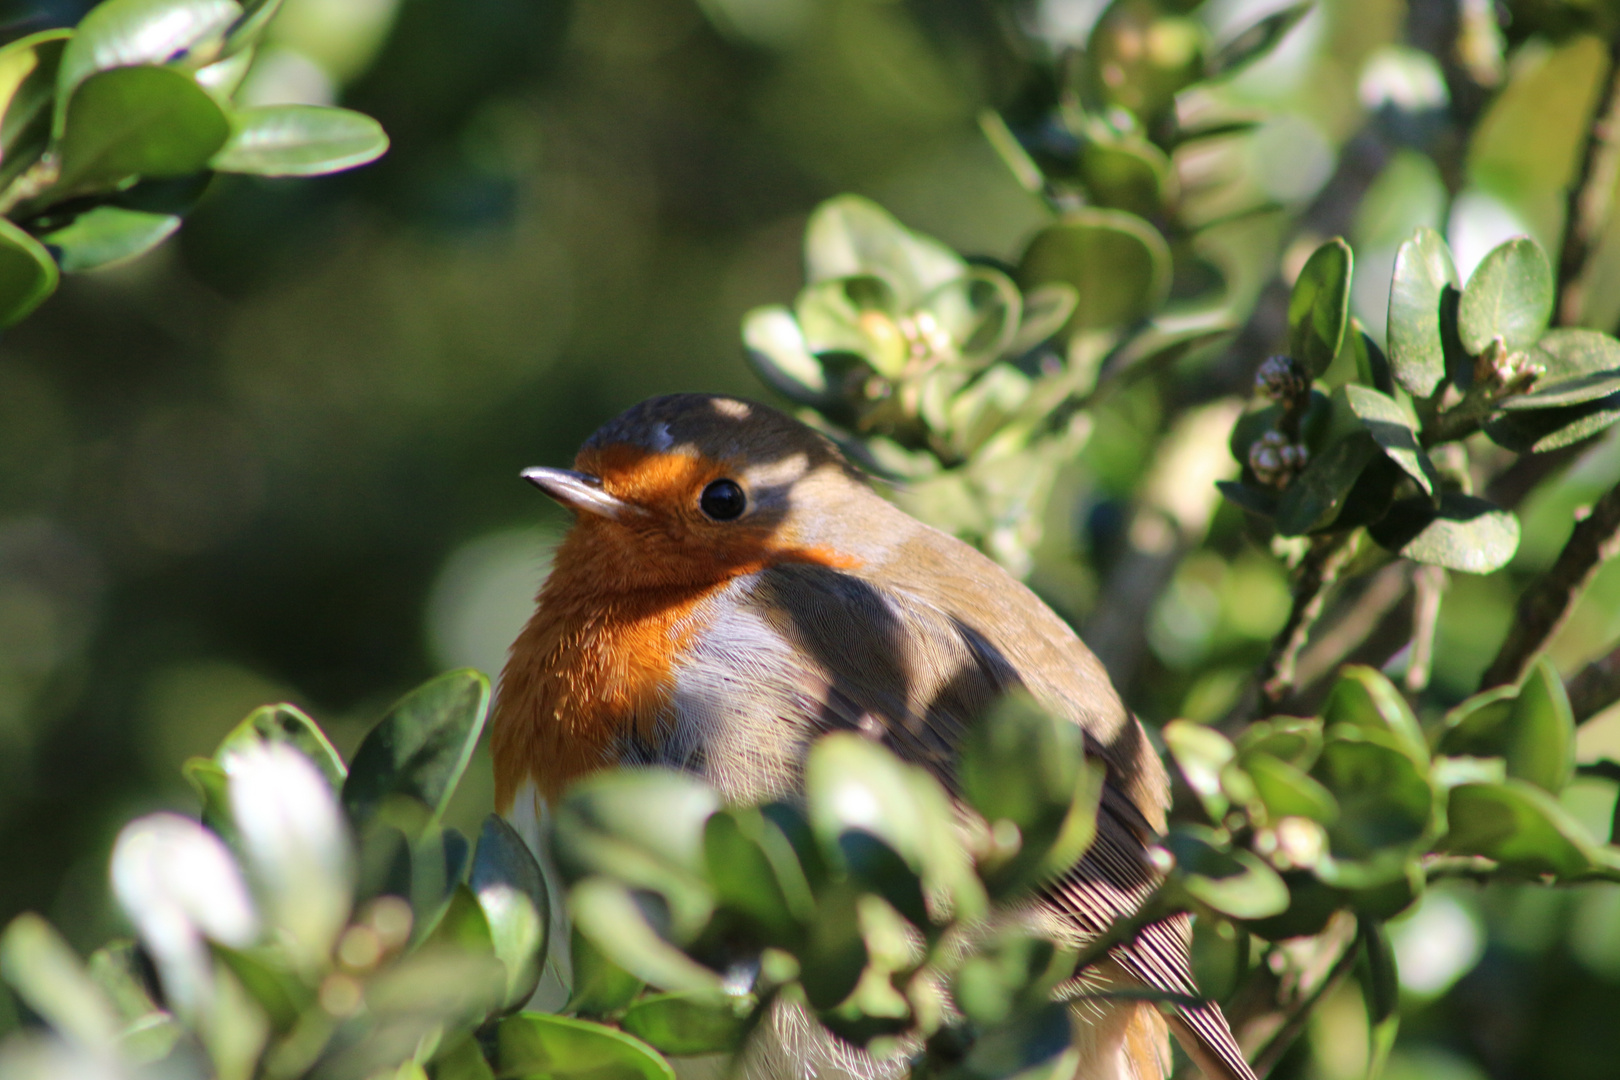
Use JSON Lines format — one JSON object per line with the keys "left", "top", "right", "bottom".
{"left": 1567, "top": 642, "right": 1620, "bottom": 724}
{"left": 1258, "top": 534, "right": 1357, "bottom": 711}
{"left": 1293, "top": 563, "right": 1411, "bottom": 694}
{"left": 1557, "top": 37, "right": 1620, "bottom": 326}
{"left": 1404, "top": 565, "right": 1447, "bottom": 693}
{"left": 1238, "top": 916, "right": 1362, "bottom": 1077}
{"left": 1479, "top": 479, "right": 1620, "bottom": 690}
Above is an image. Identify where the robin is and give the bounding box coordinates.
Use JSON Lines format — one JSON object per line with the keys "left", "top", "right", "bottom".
{"left": 492, "top": 393, "right": 1256, "bottom": 1080}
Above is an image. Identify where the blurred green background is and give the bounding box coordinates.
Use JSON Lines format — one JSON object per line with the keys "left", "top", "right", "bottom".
{"left": 3, "top": 0, "right": 1620, "bottom": 1077}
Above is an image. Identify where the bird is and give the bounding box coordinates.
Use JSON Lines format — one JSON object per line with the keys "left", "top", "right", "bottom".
{"left": 492, "top": 393, "right": 1256, "bottom": 1080}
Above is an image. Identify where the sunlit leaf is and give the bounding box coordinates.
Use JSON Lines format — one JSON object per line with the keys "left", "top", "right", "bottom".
{"left": 0, "top": 30, "right": 71, "bottom": 191}
{"left": 1163, "top": 826, "right": 1289, "bottom": 919}
{"left": 1386, "top": 227, "right": 1458, "bottom": 397}
{"left": 1018, "top": 208, "right": 1172, "bottom": 331}
{"left": 1321, "top": 666, "right": 1428, "bottom": 764}
{"left": 216, "top": 702, "right": 345, "bottom": 788}
{"left": 1274, "top": 431, "right": 1378, "bottom": 536}
{"left": 343, "top": 669, "right": 490, "bottom": 835}
{"left": 804, "top": 194, "right": 963, "bottom": 307}
{"left": 38, "top": 204, "right": 179, "bottom": 273}
{"left": 567, "top": 877, "right": 726, "bottom": 999}
{"left": 1440, "top": 780, "right": 1619, "bottom": 880}
{"left": 1206, "top": 1, "right": 1311, "bottom": 78}
{"left": 1338, "top": 384, "right": 1437, "bottom": 496}
{"left": 0, "top": 914, "right": 121, "bottom": 1051}
{"left": 499, "top": 1011, "right": 676, "bottom": 1080}
{"left": 212, "top": 104, "right": 388, "bottom": 176}
{"left": 1368, "top": 492, "right": 1519, "bottom": 573}
{"left": 54, "top": 65, "right": 230, "bottom": 192}
{"left": 1288, "top": 238, "right": 1352, "bottom": 378}
{"left": 1457, "top": 237, "right": 1553, "bottom": 357}
{"left": 56, "top": 0, "right": 241, "bottom": 108}
{"left": 619, "top": 993, "right": 750, "bottom": 1056}
{"left": 470, "top": 814, "right": 549, "bottom": 1011}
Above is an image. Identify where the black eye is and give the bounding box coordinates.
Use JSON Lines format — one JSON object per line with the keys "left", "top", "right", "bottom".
{"left": 699, "top": 479, "right": 747, "bottom": 521}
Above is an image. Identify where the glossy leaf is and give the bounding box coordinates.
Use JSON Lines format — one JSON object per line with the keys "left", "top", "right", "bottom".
{"left": 470, "top": 815, "right": 549, "bottom": 1011}
{"left": 223, "top": 0, "right": 285, "bottom": 56}
{"left": 1164, "top": 719, "right": 1236, "bottom": 823}
{"left": 743, "top": 305, "right": 829, "bottom": 404}
{"left": 804, "top": 194, "right": 963, "bottom": 307}
{"left": 1018, "top": 208, "right": 1172, "bottom": 330}
{"left": 40, "top": 203, "right": 178, "bottom": 274}
{"left": 1163, "top": 826, "right": 1289, "bottom": 919}
{"left": 434, "top": 1033, "right": 497, "bottom": 1080}
{"left": 568, "top": 877, "right": 725, "bottom": 999}
{"left": 0, "top": 30, "right": 71, "bottom": 189}
{"left": 216, "top": 701, "right": 345, "bottom": 788}
{"left": 499, "top": 1012, "right": 678, "bottom": 1080}
{"left": 1245, "top": 753, "right": 1339, "bottom": 824}
{"left": 0, "top": 217, "right": 59, "bottom": 327}
{"left": 1440, "top": 780, "right": 1619, "bottom": 879}
{"left": 212, "top": 104, "right": 388, "bottom": 176}
{"left": 704, "top": 807, "right": 813, "bottom": 946}
{"left": 1078, "top": 137, "right": 1172, "bottom": 218}
{"left": 1339, "top": 384, "right": 1436, "bottom": 496}
{"left": 181, "top": 756, "right": 234, "bottom": 841}
{"left": 1501, "top": 329, "right": 1620, "bottom": 409}
{"left": 1368, "top": 492, "right": 1520, "bottom": 573}
{"left": 1438, "top": 659, "right": 1574, "bottom": 793}
{"left": 567, "top": 927, "right": 644, "bottom": 1017}
{"left": 1358, "top": 917, "right": 1400, "bottom": 1077}
{"left": 1457, "top": 237, "right": 1553, "bottom": 356}
{"left": 1274, "top": 431, "right": 1378, "bottom": 536}
{"left": 56, "top": 0, "right": 241, "bottom": 106}
{"left": 1485, "top": 393, "right": 1620, "bottom": 452}
{"left": 1288, "top": 238, "right": 1352, "bottom": 378}
{"left": 1237, "top": 717, "right": 1324, "bottom": 770}
{"left": 619, "top": 993, "right": 749, "bottom": 1056}
{"left": 343, "top": 668, "right": 490, "bottom": 835}
{"left": 1321, "top": 666, "right": 1427, "bottom": 764}
{"left": 1386, "top": 227, "right": 1458, "bottom": 397}
{"left": 55, "top": 65, "right": 231, "bottom": 191}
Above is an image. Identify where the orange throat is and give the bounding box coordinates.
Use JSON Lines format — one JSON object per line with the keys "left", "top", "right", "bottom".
{"left": 491, "top": 537, "right": 709, "bottom": 811}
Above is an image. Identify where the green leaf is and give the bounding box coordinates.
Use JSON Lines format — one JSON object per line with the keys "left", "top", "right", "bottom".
{"left": 223, "top": 0, "right": 287, "bottom": 56}
{"left": 1237, "top": 717, "right": 1323, "bottom": 770}
{"left": 566, "top": 927, "right": 644, "bottom": 1017}
{"left": 1078, "top": 137, "right": 1172, "bottom": 218}
{"left": 434, "top": 1033, "right": 497, "bottom": 1080}
{"left": 1485, "top": 393, "right": 1620, "bottom": 452}
{"left": 470, "top": 815, "right": 549, "bottom": 1012}
{"left": 1339, "top": 384, "right": 1437, "bottom": 496}
{"left": 619, "top": 993, "right": 750, "bottom": 1056}
{"left": 1007, "top": 283, "right": 1078, "bottom": 355}
{"left": 211, "top": 104, "right": 388, "bottom": 176}
{"left": 54, "top": 65, "right": 231, "bottom": 192}
{"left": 1018, "top": 208, "right": 1172, "bottom": 331}
{"left": 217, "top": 702, "right": 345, "bottom": 788}
{"left": 1163, "top": 720, "right": 1236, "bottom": 823}
{"left": 425, "top": 884, "right": 496, "bottom": 956}
{"left": 1288, "top": 238, "right": 1353, "bottom": 378}
{"left": 1457, "top": 237, "right": 1553, "bottom": 357}
{"left": 1206, "top": 1, "right": 1311, "bottom": 78}
{"left": 795, "top": 275, "right": 905, "bottom": 377}
{"left": 1438, "top": 658, "right": 1574, "bottom": 793}
{"left": 56, "top": 0, "right": 241, "bottom": 107}
{"left": 0, "top": 217, "right": 59, "bottom": 326}
{"left": 38, "top": 204, "right": 179, "bottom": 273}
{"left": 499, "top": 1012, "right": 676, "bottom": 1080}
{"left": 960, "top": 692, "right": 1103, "bottom": 893}
{"left": 1274, "top": 431, "right": 1378, "bottom": 536}
{"left": 804, "top": 195, "right": 963, "bottom": 307}
{"left": 1500, "top": 329, "right": 1620, "bottom": 409}
{"left": 567, "top": 877, "right": 726, "bottom": 999}
{"left": 1439, "top": 780, "right": 1619, "bottom": 879}
{"left": 1245, "top": 870, "right": 1341, "bottom": 941}
{"left": 1357, "top": 917, "right": 1400, "bottom": 1078}
{"left": 1321, "top": 666, "right": 1428, "bottom": 764}
{"left": 1312, "top": 729, "right": 1437, "bottom": 864}
{"left": 1163, "top": 826, "right": 1289, "bottom": 919}
{"left": 1245, "top": 753, "right": 1339, "bottom": 824}
{"left": 342, "top": 669, "right": 490, "bottom": 835}
{"left": 1368, "top": 492, "right": 1520, "bottom": 573}
{"left": 703, "top": 807, "right": 813, "bottom": 947}
{"left": 0, "top": 30, "right": 71, "bottom": 190}
{"left": 743, "top": 305, "right": 829, "bottom": 404}
{"left": 1386, "top": 227, "right": 1459, "bottom": 398}
{"left": 0, "top": 913, "right": 121, "bottom": 1050}
{"left": 212, "top": 944, "right": 305, "bottom": 1033}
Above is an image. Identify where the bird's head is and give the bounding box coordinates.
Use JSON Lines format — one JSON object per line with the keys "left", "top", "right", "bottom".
{"left": 523, "top": 394, "right": 871, "bottom": 591}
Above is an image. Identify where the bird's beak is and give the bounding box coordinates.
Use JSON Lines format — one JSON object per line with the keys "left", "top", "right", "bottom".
{"left": 521, "top": 467, "right": 644, "bottom": 521}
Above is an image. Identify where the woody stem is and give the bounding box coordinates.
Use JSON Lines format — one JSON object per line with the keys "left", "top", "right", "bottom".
{"left": 1258, "top": 533, "right": 1357, "bottom": 712}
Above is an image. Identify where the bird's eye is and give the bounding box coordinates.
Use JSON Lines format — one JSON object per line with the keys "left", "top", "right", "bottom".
{"left": 699, "top": 479, "right": 747, "bottom": 521}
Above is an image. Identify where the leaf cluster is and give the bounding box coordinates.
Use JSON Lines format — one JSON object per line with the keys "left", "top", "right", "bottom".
{"left": 0, "top": 0, "right": 387, "bottom": 326}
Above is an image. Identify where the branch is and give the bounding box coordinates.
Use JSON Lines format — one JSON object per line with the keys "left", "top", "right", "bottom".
{"left": 1557, "top": 36, "right": 1620, "bottom": 326}
{"left": 1567, "top": 641, "right": 1620, "bottom": 724}
{"left": 1404, "top": 565, "right": 1447, "bottom": 693}
{"left": 1293, "top": 563, "right": 1411, "bottom": 695}
{"left": 1479, "top": 479, "right": 1620, "bottom": 690}
{"left": 1258, "top": 534, "right": 1357, "bottom": 711}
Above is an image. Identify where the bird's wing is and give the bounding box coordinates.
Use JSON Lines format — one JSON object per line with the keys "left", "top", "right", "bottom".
{"left": 690, "top": 563, "right": 1256, "bottom": 1080}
